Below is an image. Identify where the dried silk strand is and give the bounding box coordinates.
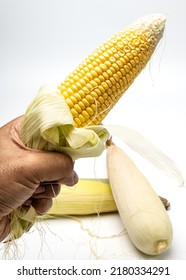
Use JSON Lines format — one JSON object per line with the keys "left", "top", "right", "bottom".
{"left": 106, "top": 125, "right": 184, "bottom": 186}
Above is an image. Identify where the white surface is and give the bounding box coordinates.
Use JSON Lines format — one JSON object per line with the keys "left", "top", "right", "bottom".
{"left": 0, "top": 0, "right": 186, "bottom": 260}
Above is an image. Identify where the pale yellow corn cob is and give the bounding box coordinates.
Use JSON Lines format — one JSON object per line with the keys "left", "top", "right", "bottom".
{"left": 45, "top": 179, "right": 169, "bottom": 218}
{"left": 59, "top": 14, "right": 166, "bottom": 127}
{"left": 47, "top": 179, "right": 117, "bottom": 216}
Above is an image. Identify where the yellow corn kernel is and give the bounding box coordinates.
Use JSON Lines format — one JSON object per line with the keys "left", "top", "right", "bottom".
{"left": 58, "top": 14, "right": 166, "bottom": 127}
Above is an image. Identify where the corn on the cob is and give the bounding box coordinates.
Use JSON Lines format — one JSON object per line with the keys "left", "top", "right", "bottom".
{"left": 106, "top": 140, "right": 172, "bottom": 255}
{"left": 59, "top": 14, "right": 166, "bottom": 127}
{"left": 45, "top": 179, "right": 169, "bottom": 218}
{"left": 47, "top": 179, "right": 117, "bottom": 216}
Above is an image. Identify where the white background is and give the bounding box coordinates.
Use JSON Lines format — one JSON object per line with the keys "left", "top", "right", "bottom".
{"left": 0, "top": 0, "right": 186, "bottom": 260}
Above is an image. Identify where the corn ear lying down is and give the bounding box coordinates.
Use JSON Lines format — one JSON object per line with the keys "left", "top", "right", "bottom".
{"left": 7, "top": 14, "right": 166, "bottom": 242}
{"left": 46, "top": 179, "right": 117, "bottom": 217}
{"left": 45, "top": 179, "right": 169, "bottom": 218}
{"left": 106, "top": 140, "right": 173, "bottom": 256}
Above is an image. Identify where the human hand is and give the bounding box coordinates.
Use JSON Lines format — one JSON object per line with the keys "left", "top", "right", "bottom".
{"left": 0, "top": 116, "right": 78, "bottom": 240}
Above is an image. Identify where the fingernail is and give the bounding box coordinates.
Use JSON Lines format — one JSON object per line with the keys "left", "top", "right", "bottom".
{"left": 73, "top": 171, "right": 79, "bottom": 184}
{"left": 23, "top": 199, "right": 32, "bottom": 206}
{"left": 34, "top": 186, "right": 45, "bottom": 194}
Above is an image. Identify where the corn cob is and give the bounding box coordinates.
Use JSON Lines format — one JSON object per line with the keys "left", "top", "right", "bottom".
{"left": 45, "top": 179, "right": 169, "bottom": 218}
{"left": 59, "top": 14, "right": 166, "bottom": 127}
{"left": 46, "top": 179, "right": 117, "bottom": 216}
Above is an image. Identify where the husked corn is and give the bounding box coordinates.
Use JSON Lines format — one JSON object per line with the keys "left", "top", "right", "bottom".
{"left": 59, "top": 14, "right": 166, "bottom": 127}
{"left": 47, "top": 179, "right": 117, "bottom": 216}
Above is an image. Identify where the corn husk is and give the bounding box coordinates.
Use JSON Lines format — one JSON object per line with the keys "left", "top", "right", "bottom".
{"left": 20, "top": 85, "right": 110, "bottom": 159}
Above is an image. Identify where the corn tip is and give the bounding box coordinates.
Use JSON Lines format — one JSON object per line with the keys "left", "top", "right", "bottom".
{"left": 156, "top": 240, "right": 168, "bottom": 254}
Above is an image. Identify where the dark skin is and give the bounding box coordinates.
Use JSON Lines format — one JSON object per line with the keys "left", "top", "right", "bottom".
{"left": 0, "top": 116, "right": 78, "bottom": 241}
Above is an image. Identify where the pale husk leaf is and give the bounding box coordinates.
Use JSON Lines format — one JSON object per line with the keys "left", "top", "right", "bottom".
{"left": 20, "top": 85, "right": 110, "bottom": 159}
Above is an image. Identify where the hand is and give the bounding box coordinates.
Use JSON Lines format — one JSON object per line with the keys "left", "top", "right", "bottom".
{"left": 0, "top": 116, "right": 78, "bottom": 241}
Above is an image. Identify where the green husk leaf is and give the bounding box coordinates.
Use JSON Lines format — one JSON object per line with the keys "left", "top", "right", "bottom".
{"left": 7, "top": 206, "right": 36, "bottom": 241}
